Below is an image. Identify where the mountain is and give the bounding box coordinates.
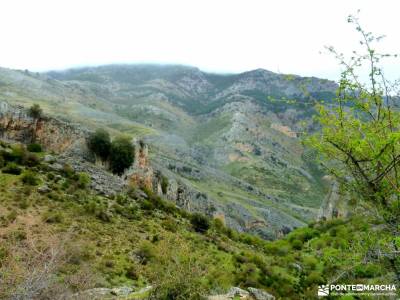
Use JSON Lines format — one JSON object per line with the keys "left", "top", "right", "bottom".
{"left": 0, "top": 64, "right": 338, "bottom": 239}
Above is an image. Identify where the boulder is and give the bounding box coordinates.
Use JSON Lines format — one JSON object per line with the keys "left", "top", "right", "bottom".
{"left": 227, "top": 287, "right": 250, "bottom": 298}
{"left": 37, "top": 185, "right": 51, "bottom": 194}
{"left": 248, "top": 287, "right": 275, "bottom": 300}
{"left": 110, "top": 286, "right": 134, "bottom": 296}
{"left": 44, "top": 154, "right": 56, "bottom": 163}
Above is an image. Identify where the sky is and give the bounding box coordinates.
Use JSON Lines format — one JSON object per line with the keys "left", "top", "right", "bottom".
{"left": 0, "top": 0, "right": 399, "bottom": 80}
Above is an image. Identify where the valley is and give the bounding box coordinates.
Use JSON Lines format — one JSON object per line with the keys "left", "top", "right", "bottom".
{"left": 0, "top": 64, "right": 338, "bottom": 239}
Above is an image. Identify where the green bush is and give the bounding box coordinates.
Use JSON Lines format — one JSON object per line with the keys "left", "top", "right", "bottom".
{"left": 161, "top": 175, "right": 169, "bottom": 194}
{"left": 76, "top": 172, "right": 90, "bottom": 189}
{"left": 304, "top": 271, "right": 324, "bottom": 285}
{"left": 235, "top": 262, "right": 261, "bottom": 287}
{"left": 47, "top": 191, "right": 61, "bottom": 201}
{"left": 62, "top": 164, "right": 74, "bottom": 178}
{"left": 264, "top": 240, "right": 290, "bottom": 256}
{"left": 354, "top": 263, "right": 382, "bottom": 278}
{"left": 47, "top": 172, "right": 55, "bottom": 180}
{"left": 190, "top": 213, "right": 210, "bottom": 233}
{"left": 112, "top": 202, "right": 138, "bottom": 220}
{"left": 109, "top": 135, "right": 134, "bottom": 175}
{"left": 21, "top": 170, "right": 39, "bottom": 185}
{"left": 27, "top": 143, "right": 42, "bottom": 152}
{"left": 84, "top": 197, "right": 112, "bottom": 222}
{"left": 42, "top": 211, "right": 64, "bottom": 223}
{"left": 2, "top": 162, "right": 22, "bottom": 175}
{"left": 28, "top": 104, "right": 43, "bottom": 119}
{"left": 213, "top": 218, "right": 226, "bottom": 233}
{"left": 24, "top": 153, "right": 40, "bottom": 167}
{"left": 140, "top": 199, "right": 154, "bottom": 211}
{"left": 288, "top": 227, "right": 318, "bottom": 243}
{"left": 87, "top": 128, "right": 111, "bottom": 161}
{"left": 0, "top": 155, "right": 5, "bottom": 168}
{"left": 302, "top": 256, "right": 318, "bottom": 271}
{"left": 162, "top": 217, "right": 178, "bottom": 232}
{"left": 291, "top": 239, "right": 303, "bottom": 250}
{"left": 6, "top": 145, "right": 27, "bottom": 164}
{"left": 136, "top": 241, "right": 156, "bottom": 264}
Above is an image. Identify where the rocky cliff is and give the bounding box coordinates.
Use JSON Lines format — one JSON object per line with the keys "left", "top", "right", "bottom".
{"left": 0, "top": 101, "right": 87, "bottom": 153}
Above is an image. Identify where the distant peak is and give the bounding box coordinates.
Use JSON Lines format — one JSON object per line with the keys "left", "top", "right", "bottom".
{"left": 239, "top": 68, "right": 276, "bottom": 78}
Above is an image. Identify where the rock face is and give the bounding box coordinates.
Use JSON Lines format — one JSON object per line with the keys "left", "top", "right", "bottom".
{"left": 0, "top": 100, "right": 88, "bottom": 153}
{"left": 125, "top": 141, "right": 154, "bottom": 191}
{"left": 0, "top": 101, "right": 125, "bottom": 196}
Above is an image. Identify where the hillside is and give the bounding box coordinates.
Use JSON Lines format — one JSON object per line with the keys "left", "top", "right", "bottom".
{"left": 0, "top": 139, "right": 397, "bottom": 299}
{"left": 0, "top": 65, "right": 338, "bottom": 239}
{"left": 0, "top": 66, "right": 398, "bottom": 299}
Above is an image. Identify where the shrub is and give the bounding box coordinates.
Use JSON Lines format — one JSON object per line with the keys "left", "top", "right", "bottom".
{"left": 42, "top": 211, "right": 64, "bottom": 223}
{"left": 27, "top": 143, "right": 42, "bottom": 152}
{"left": 304, "top": 271, "right": 324, "bottom": 285}
{"left": 288, "top": 227, "right": 318, "bottom": 243}
{"left": 21, "top": 170, "right": 39, "bottom": 185}
{"left": 190, "top": 213, "right": 210, "bottom": 233}
{"left": 0, "top": 155, "right": 5, "bottom": 168}
{"left": 213, "top": 218, "right": 226, "bottom": 233}
{"left": 291, "top": 239, "right": 303, "bottom": 250}
{"left": 113, "top": 203, "right": 138, "bottom": 220}
{"left": 302, "top": 256, "right": 318, "bottom": 271}
{"left": 28, "top": 104, "right": 43, "bottom": 119}
{"left": 76, "top": 172, "right": 90, "bottom": 189}
{"left": 126, "top": 265, "right": 139, "bottom": 280}
{"left": 109, "top": 135, "right": 134, "bottom": 175}
{"left": 18, "top": 197, "right": 29, "bottom": 209}
{"left": 62, "top": 164, "right": 74, "bottom": 178}
{"left": 47, "top": 191, "right": 61, "bottom": 201}
{"left": 6, "top": 210, "right": 18, "bottom": 222}
{"left": 8, "top": 145, "right": 27, "bottom": 164}
{"left": 2, "top": 163, "right": 22, "bottom": 175}
{"left": 161, "top": 176, "right": 169, "bottom": 194}
{"left": 162, "top": 217, "right": 178, "bottom": 232}
{"left": 24, "top": 153, "right": 40, "bottom": 167}
{"left": 235, "top": 263, "right": 260, "bottom": 287}
{"left": 264, "top": 240, "right": 290, "bottom": 256}
{"left": 87, "top": 129, "right": 111, "bottom": 161}
{"left": 140, "top": 199, "right": 154, "bottom": 211}
{"left": 83, "top": 197, "right": 112, "bottom": 222}
{"left": 136, "top": 241, "right": 156, "bottom": 264}
{"left": 354, "top": 263, "right": 382, "bottom": 278}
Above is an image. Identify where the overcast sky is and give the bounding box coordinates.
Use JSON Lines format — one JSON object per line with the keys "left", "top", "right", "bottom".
{"left": 0, "top": 0, "right": 399, "bottom": 80}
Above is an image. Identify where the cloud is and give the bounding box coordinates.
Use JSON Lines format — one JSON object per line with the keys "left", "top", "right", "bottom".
{"left": 0, "top": 0, "right": 398, "bottom": 79}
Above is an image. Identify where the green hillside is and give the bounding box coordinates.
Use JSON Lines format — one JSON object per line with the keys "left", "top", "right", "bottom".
{"left": 0, "top": 65, "right": 338, "bottom": 238}
{"left": 0, "top": 140, "right": 397, "bottom": 299}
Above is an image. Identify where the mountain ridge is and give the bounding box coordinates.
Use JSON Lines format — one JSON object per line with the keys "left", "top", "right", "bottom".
{"left": 0, "top": 64, "right": 340, "bottom": 239}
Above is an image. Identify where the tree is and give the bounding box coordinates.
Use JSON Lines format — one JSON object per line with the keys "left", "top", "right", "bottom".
{"left": 28, "top": 104, "right": 43, "bottom": 119}
{"left": 87, "top": 129, "right": 111, "bottom": 161}
{"left": 109, "top": 135, "right": 134, "bottom": 175}
{"left": 306, "top": 14, "right": 400, "bottom": 223}
{"left": 27, "top": 143, "right": 42, "bottom": 153}
{"left": 190, "top": 213, "right": 210, "bottom": 233}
